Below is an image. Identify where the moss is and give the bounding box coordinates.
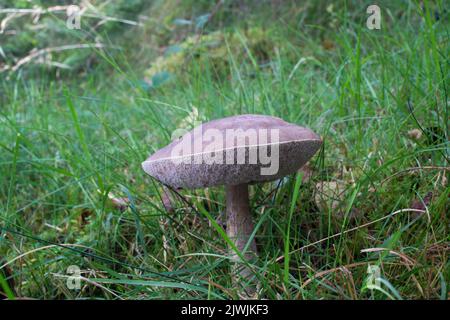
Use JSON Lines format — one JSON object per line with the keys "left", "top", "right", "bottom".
{"left": 144, "top": 27, "right": 278, "bottom": 83}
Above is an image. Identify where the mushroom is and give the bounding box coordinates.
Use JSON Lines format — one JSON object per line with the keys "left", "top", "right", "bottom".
{"left": 142, "top": 114, "right": 322, "bottom": 297}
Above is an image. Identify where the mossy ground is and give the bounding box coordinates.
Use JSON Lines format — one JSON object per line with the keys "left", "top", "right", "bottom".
{"left": 0, "top": 0, "right": 448, "bottom": 299}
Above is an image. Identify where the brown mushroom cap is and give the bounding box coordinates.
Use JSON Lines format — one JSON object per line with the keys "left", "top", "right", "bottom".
{"left": 142, "top": 114, "right": 322, "bottom": 189}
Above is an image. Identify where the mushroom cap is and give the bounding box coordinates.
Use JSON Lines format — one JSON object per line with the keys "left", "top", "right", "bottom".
{"left": 142, "top": 114, "right": 322, "bottom": 189}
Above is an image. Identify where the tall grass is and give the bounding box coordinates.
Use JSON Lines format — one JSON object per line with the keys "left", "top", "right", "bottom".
{"left": 0, "top": 0, "right": 448, "bottom": 299}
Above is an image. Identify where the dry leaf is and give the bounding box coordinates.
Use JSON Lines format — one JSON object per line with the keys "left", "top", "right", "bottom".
{"left": 107, "top": 191, "right": 129, "bottom": 212}
{"left": 161, "top": 186, "right": 175, "bottom": 213}
{"left": 322, "top": 39, "right": 335, "bottom": 50}
{"left": 410, "top": 192, "right": 433, "bottom": 219}
{"left": 315, "top": 180, "right": 345, "bottom": 211}
{"left": 77, "top": 209, "right": 92, "bottom": 227}
{"left": 408, "top": 129, "right": 422, "bottom": 140}
{"left": 298, "top": 162, "right": 313, "bottom": 183}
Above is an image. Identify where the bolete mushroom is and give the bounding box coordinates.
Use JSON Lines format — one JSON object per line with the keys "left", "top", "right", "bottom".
{"left": 142, "top": 114, "right": 322, "bottom": 297}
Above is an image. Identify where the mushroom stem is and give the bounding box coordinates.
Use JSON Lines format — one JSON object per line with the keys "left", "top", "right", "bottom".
{"left": 226, "top": 183, "right": 258, "bottom": 298}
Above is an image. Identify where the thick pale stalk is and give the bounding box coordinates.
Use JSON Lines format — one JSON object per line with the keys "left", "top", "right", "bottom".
{"left": 226, "top": 184, "right": 258, "bottom": 298}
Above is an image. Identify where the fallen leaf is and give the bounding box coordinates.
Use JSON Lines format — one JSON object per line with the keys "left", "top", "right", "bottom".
{"left": 407, "top": 129, "right": 422, "bottom": 140}
{"left": 298, "top": 162, "right": 313, "bottom": 183}
{"left": 161, "top": 186, "right": 175, "bottom": 213}
{"left": 322, "top": 39, "right": 335, "bottom": 50}
{"left": 410, "top": 192, "right": 433, "bottom": 219}
{"left": 315, "top": 180, "right": 345, "bottom": 211}
{"left": 77, "top": 209, "right": 93, "bottom": 227}
{"left": 106, "top": 191, "right": 129, "bottom": 212}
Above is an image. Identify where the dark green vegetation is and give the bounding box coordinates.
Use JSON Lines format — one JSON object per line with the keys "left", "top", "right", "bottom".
{"left": 0, "top": 0, "right": 448, "bottom": 299}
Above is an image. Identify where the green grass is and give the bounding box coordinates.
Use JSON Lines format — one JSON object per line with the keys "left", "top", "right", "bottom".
{"left": 0, "top": 0, "right": 448, "bottom": 299}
